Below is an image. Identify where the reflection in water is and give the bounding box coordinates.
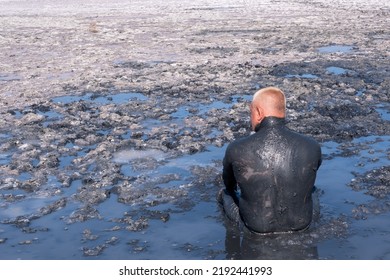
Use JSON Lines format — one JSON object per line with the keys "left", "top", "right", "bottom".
{"left": 223, "top": 218, "right": 318, "bottom": 260}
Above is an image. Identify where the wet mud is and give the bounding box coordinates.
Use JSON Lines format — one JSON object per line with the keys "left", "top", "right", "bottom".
{"left": 1, "top": 0, "right": 390, "bottom": 259}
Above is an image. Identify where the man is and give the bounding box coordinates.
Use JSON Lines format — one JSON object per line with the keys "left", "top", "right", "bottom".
{"left": 219, "top": 87, "right": 322, "bottom": 234}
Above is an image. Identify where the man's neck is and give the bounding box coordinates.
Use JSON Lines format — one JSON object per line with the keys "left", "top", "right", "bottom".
{"left": 255, "top": 116, "right": 285, "bottom": 132}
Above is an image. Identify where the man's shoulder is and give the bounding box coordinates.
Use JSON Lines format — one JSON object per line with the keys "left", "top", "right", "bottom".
{"left": 284, "top": 129, "right": 322, "bottom": 161}
{"left": 225, "top": 134, "right": 254, "bottom": 156}
{"left": 227, "top": 133, "right": 254, "bottom": 148}
{"left": 285, "top": 127, "right": 320, "bottom": 146}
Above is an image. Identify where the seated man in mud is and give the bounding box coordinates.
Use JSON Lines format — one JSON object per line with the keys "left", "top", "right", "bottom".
{"left": 219, "top": 87, "right": 322, "bottom": 234}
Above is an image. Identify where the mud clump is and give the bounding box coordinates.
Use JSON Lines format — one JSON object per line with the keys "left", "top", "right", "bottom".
{"left": 350, "top": 166, "right": 390, "bottom": 220}
{"left": 350, "top": 166, "right": 390, "bottom": 199}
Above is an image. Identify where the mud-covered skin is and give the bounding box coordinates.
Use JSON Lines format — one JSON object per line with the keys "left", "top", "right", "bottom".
{"left": 222, "top": 117, "right": 322, "bottom": 233}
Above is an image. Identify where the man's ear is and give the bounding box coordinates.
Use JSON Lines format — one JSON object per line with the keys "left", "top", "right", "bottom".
{"left": 256, "top": 106, "right": 264, "bottom": 123}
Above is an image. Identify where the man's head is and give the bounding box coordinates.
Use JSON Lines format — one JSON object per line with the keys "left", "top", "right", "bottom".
{"left": 250, "top": 87, "right": 286, "bottom": 130}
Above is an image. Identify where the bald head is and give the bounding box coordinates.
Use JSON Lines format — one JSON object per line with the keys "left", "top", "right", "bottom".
{"left": 253, "top": 87, "right": 286, "bottom": 116}
{"left": 250, "top": 87, "right": 286, "bottom": 130}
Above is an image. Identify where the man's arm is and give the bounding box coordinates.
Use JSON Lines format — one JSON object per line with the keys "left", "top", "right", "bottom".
{"left": 222, "top": 149, "right": 239, "bottom": 205}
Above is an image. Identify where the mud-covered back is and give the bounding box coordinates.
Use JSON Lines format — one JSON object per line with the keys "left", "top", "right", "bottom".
{"left": 223, "top": 117, "right": 322, "bottom": 233}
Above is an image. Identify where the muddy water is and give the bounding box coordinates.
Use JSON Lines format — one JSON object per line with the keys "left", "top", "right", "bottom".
{"left": 316, "top": 136, "right": 390, "bottom": 259}
{"left": 0, "top": 88, "right": 389, "bottom": 259}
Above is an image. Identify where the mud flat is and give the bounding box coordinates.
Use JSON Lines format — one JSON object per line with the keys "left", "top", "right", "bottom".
{"left": 0, "top": 0, "right": 390, "bottom": 259}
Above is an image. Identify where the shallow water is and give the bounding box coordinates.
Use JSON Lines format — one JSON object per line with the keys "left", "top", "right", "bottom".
{"left": 376, "top": 105, "right": 390, "bottom": 121}
{"left": 318, "top": 45, "right": 355, "bottom": 54}
{"left": 1, "top": 91, "right": 389, "bottom": 259}
{"left": 315, "top": 136, "right": 390, "bottom": 259}
{"left": 326, "top": 66, "right": 348, "bottom": 75}
{"left": 285, "top": 74, "right": 319, "bottom": 79}
{"left": 318, "top": 136, "right": 389, "bottom": 212}
{"left": 0, "top": 73, "right": 22, "bottom": 82}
